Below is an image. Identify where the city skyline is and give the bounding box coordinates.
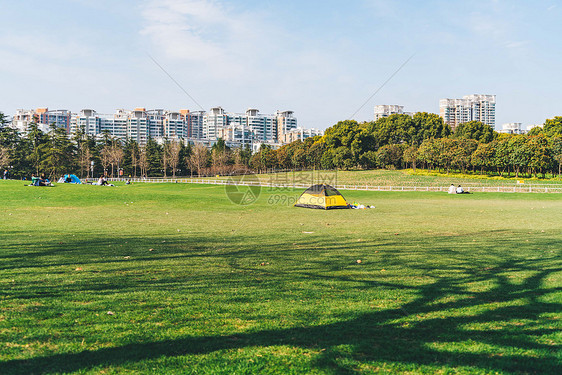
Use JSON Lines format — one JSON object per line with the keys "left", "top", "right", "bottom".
{"left": 10, "top": 106, "right": 322, "bottom": 148}
{"left": 1, "top": 1, "right": 561, "bottom": 130}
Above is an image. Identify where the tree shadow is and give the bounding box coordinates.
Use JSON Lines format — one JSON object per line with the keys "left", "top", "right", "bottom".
{"left": 1, "top": 233, "right": 560, "bottom": 374}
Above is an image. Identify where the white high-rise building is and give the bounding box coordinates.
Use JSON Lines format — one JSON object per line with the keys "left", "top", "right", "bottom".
{"left": 439, "top": 94, "right": 496, "bottom": 130}
{"left": 202, "top": 107, "right": 298, "bottom": 143}
{"left": 11, "top": 106, "right": 304, "bottom": 147}
{"left": 374, "top": 105, "right": 404, "bottom": 120}
{"left": 276, "top": 110, "right": 297, "bottom": 141}
{"left": 203, "top": 107, "right": 228, "bottom": 140}
{"left": 71, "top": 109, "right": 99, "bottom": 135}
{"left": 500, "top": 122, "right": 523, "bottom": 135}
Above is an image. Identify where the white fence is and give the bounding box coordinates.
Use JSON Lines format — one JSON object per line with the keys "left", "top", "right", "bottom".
{"left": 110, "top": 177, "right": 562, "bottom": 193}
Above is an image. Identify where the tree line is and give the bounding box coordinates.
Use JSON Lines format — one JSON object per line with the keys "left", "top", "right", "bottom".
{"left": 1, "top": 111, "right": 562, "bottom": 179}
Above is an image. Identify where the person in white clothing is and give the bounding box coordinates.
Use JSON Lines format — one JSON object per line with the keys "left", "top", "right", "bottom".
{"left": 456, "top": 185, "right": 464, "bottom": 194}
{"left": 448, "top": 184, "right": 456, "bottom": 194}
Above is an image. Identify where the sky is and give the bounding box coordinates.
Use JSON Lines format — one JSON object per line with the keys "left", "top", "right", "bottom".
{"left": 1, "top": 0, "right": 561, "bottom": 130}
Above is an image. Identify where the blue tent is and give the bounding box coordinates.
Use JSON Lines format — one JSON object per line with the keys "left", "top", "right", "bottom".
{"left": 64, "top": 174, "right": 82, "bottom": 184}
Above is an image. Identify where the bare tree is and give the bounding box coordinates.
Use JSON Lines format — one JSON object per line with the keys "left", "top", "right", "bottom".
{"left": 78, "top": 147, "right": 92, "bottom": 179}
{"left": 100, "top": 145, "right": 111, "bottom": 177}
{"left": 131, "top": 146, "right": 139, "bottom": 177}
{"left": 211, "top": 148, "right": 229, "bottom": 175}
{"left": 188, "top": 143, "right": 209, "bottom": 177}
{"left": 162, "top": 142, "right": 169, "bottom": 178}
{"left": 166, "top": 141, "right": 181, "bottom": 178}
{"left": 139, "top": 147, "right": 149, "bottom": 177}
{"left": 109, "top": 142, "right": 124, "bottom": 178}
{"left": 0, "top": 146, "right": 11, "bottom": 170}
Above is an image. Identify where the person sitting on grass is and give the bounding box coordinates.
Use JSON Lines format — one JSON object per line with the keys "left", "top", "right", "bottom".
{"left": 448, "top": 184, "right": 456, "bottom": 194}
{"left": 38, "top": 173, "right": 50, "bottom": 186}
{"left": 98, "top": 174, "right": 108, "bottom": 186}
{"left": 456, "top": 185, "right": 470, "bottom": 194}
{"left": 31, "top": 173, "right": 40, "bottom": 186}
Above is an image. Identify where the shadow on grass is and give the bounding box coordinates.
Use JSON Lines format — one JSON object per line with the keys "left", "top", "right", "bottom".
{"left": 1, "top": 232, "right": 561, "bottom": 374}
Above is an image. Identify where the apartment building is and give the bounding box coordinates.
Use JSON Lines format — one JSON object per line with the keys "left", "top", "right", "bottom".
{"left": 439, "top": 94, "right": 496, "bottom": 130}
{"left": 280, "top": 127, "right": 323, "bottom": 144}
{"left": 499, "top": 122, "right": 524, "bottom": 135}
{"left": 10, "top": 106, "right": 310, "bottom": 147}
{"left": 12, "top": 108, "right": 70, "bottom": 133}
{"left": 374, "top": 105, "right": 404, "bottom": 120}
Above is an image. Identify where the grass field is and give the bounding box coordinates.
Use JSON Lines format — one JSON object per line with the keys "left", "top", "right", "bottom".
{"left": 1, "top": 180, "right": 561, "bottom": 374}
{"left": 197, "top": 169, "right": 562, "bottom": 188}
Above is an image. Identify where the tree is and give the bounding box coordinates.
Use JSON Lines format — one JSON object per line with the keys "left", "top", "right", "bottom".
{"left": 122, "top": 139, "right": 140, "bottom": 177}
{"left": 291, "top": 147, "right": 307, "bottom": 169}
{"left": 72, "top": 128, "right": 90, "bottom": 178}
{"left": 454, "top": 121, "right": 496, "bottom": 143}
{"left": 42, "top": 123, "right": 75, "bottom": 178}
{"left": 139, "top": 147, "right": 149, "bottom": 177}
{"left": 542, "top": 116, "right": 562, "bottom": 137}
{"left": 0, "top": 111, "right": 8, "bottom": 128}
{"left": 100, "top": 145, "right": 111, "bottom": 176}
{"left": 178, "top": 142, "right": 191, "bottom": 176}
{"left": 492, "top": 138, "right": 511, "bottom": 177}
{"left": 232, "top": 144, "right": 251, "bottom": 169}
{"left": 434, "top": 138, "right": 457, "bottom": 173}
{"left": 411, "top": 112, "right": 451, "bottom": 145}
{"left": 369, "top": 115, "right": 408, "bottom": 146}
{"left": 508, "top": 135, "right": 530, "bottom": 178}
{"left": 211, "top": 139, "right": 230, "bottom": 175}
{"left": 418, "top": 138, "right": 439, "bottom": 170}
{"left": 250, "top": 144, "right": 277, "bottom": 172}
{"left": 350, "top": 129, "right": 376, "bottom": 167}
{"left": 527, "top": 134, "right": 551, "bottom": 177}
{"left": 144, "top": 138, "right": 162, "bottom": 176}
{"left": 276, "top": 145, "right": 292, "bottom": 169}
{"left": 165, "top": 141, "right": 181, "bottom": 178}
{"left": 0, "top": 146, "right": 10, "bottom": 169}
{"left": 307, "top": 139, "right": 326, "bottom": 169}
{"left": 4, "top": 130, "right": 31, "bottom": 178}
{"left": 109, "top": 141, "right": 124, "bottom": 178}
{"left": 189, "top": 143, "right": 209, "bottom": 176}
{"left": 330, "top": 146, "right": 354, "bottom": 170}
{"left": 451, "top": 139, "right": 477, "bottom": 173}
{"left": 323, "top": 120, "right": 362, "bottom": 149}
{"left": 161, "top": 141, "right": 169, "bottom": 178}
{"left": 78, "top": 146, "right": 92, "bottom": 179}
{"left": 550, "top": 136, "right": 562, "bottom": 177}
{"left": 376, "top": 144, "right": 403, "bottom": 169}
{"left": 471, "top": 142, "right": 494, "bottom": 175}
{"left": 403, "top": 145, "right": 419, "bottom": 171}
{"left": 26, "top": 121, "right": 49, "bottom": 175}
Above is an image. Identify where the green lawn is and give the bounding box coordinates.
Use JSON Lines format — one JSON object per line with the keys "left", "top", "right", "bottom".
{"left": 0, "top": 180, "right": 561, "bottom": 374}
{"left": 197, "top": 169, "right": 562, "bottom": 188}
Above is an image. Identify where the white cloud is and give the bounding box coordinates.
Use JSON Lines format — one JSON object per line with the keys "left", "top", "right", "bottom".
{"left": 139, "top": 0, "right": 269, "bottom": 79}
{"left": 137, "top": 0, "right": 351, "bottom": 124}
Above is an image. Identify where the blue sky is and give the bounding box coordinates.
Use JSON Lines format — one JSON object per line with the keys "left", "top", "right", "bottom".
{"left": 1, "top": 0, "right": 560, "bottom": 130}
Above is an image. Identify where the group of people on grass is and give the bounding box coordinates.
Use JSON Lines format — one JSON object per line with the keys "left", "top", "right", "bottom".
{"left": 26, "top": 173, "right": 120, "bottom": 187}
{"left": 30, "top": 173, "right": 52, "bottom": 186}
{"left": 448, "top": 184, "right": 470, "bottom": 194}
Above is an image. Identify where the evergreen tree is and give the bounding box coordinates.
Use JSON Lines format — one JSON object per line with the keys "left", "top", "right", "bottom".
{"left": 42, "top": 124, "right": 76, "bottom": 178}
{"left": 25, "top": 121, "right": 49, "bottom": 175}
{"left": 145, "top": 137, "right": 163, "bottom": 176}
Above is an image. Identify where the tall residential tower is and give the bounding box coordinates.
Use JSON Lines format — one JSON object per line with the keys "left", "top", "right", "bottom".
{"left": 439, "top": 94, "right": 496, "bottom": 130}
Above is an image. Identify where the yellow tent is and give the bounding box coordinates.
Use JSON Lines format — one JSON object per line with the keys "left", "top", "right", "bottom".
{"left": 294, "top": 184, "right": 350, "bottom": 210}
